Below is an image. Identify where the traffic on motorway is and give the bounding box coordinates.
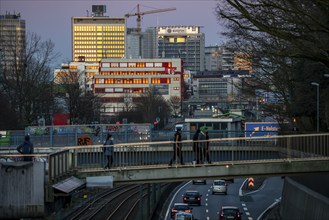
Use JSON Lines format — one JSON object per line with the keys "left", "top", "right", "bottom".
{"left": 162, "top": 177, "right": 283, "bottom": 220}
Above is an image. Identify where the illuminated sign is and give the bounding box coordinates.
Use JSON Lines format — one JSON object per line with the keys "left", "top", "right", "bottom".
{"left": 245, "top": 122, "right": 280, "bottom": 138}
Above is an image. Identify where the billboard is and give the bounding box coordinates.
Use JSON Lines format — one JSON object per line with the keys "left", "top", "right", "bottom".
{"left": 245, "top": 122, "right": 280, "bottom": 138}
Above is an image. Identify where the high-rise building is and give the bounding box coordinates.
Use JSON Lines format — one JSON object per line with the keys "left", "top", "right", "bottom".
{"left": 126, "top": 27, "right": 158, "bottom": 59}
{"left": 157, "top": 26, "right": 205, "bottom": 72}
{"left": 0, "top": 13, "right": 26, "bottom": 71}
{"left": 126, "top": 28, "right": 140, "bottom": 59}
{"left": 142, "top": 27, "right": 158, "bottom": 59}
{"left": 205, "top": 45, "right": 252, "bottom": 72}
{"left": 71, "top": 16, "right": 126, "bottom": 62}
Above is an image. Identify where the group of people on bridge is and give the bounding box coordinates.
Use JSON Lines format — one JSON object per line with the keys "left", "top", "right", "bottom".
{"left": 169, "top": 127, "right": 211, "bottom": 166}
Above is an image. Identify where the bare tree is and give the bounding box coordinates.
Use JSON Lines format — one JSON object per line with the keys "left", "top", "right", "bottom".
{"left": 134, "top": 87, "right": 171, "bottom": 128}
{"left": 54, "top": 66, "right": 101, "bottom": 124}
{"left": 1, "top": 32, "right": 57, "bottom": 128}
{"left": 168, "top": 96, "right": 181, "bottom": 117}
{"left": 216, "top": 0, "right": 329, "bottom": 131}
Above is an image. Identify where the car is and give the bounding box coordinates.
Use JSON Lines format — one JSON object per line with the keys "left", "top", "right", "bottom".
{"left": 223, "top": 178, "right": 234, "bottom": 183}
{"left": 219, "top": 206, "right": 243, "bottom": 220}
{"left": 212, "top": 180, "right": 228, "bottom": 195}
{"left": 183, "top": 190, "right": 202, "bottom": 206}
{"left": 192, "top": 179, "right": 206, "bottom": 184}
{"left": 175, "top": 211, "right": 196, "bottom": 220}
{"left": 171, "top": 203, "right": 193, "bottom": 219}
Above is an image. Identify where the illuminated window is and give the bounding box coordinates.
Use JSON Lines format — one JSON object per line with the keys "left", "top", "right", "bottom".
{"left": 169, "top": 38, "right": 175, "bottom": 43}
{"left": 177, "top": 37, "right": 186, "bottom": 43}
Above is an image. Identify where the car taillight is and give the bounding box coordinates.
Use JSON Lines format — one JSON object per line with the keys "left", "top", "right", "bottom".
{"left": 219, "top": 211, "right": 224, "bottom": 220}
{"left": 172, "top": 210, "right": 177, "bottom": 213}
{"left": 185, "top": 209, "right": 191, "bottom": 213}
{"left": 198, "top": 197, "right": 200, "bottom": 200}
{"left": 237, "top": 212, "right": 241, "bottom": 218}
{"left": 183, "top": 197, "right": 187, "bottom": 201}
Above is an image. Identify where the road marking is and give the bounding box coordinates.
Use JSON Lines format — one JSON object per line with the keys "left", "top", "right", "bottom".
{"left": 246, "top": 212, "right": 250, "bottom": 215}
{"left": 206, "top": 217, "right": 210, "bottom": 220}
{"left": 242, "top": 203, "right": 246, "bottom": 206}
{"left": 248, "top": 217, "right": 253, "bottom": 220}
{"left": 243, "top": 207, "right": 248, "bottom": 211}
{"left": 257, "top": 197, "right": 281, "bottom": 220}
{"left": 205, "top": 203, "right": 208, "bottom": 206}
{"left": 206, "top": 209, "right": 209, "bottom": 213}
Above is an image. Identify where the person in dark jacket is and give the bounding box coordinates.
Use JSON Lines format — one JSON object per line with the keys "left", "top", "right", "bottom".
{"left": 204, "top": 131, "right": 211, "bottom": 164}
{"left": 193, "top": 129, "right": 201, "bottom": 164}
{"left": 103, "top": 133, "right": 114, "bottom": 169}
{"left": 169, "top": 128, "right": 184, "bottom": 166}
{"left": 17, "top": 135, "right": 34, "bottom": 161}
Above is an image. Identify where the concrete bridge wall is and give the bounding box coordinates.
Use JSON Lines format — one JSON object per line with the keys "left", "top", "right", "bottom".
{"left": 281, "top": 175, "right": 329, "bottom": 220}
{"left": 0, "top": 162, "right": 45, "bottom": 218}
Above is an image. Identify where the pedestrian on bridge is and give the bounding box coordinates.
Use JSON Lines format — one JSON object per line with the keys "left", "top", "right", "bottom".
{"left": 169, "top": 128, "right": 184, "bottom": 166}
{"left": 16, "top": 135, "right": 34, "bottom": 161}
{"left": 103, "top": 133, "right": 114, "bottom": 169}
{"left": 204, "top": 131, "right": 211, "bottom": 164}
{"left": 192, "top": 129, "right": 201, "bottom": 164}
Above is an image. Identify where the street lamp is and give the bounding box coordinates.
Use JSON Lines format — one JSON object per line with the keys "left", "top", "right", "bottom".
{"left": 311, "top": 82, "right": 319, "bottom": 132}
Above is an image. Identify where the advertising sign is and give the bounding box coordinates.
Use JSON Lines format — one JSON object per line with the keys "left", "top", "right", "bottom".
{"left": 245, "top": 122, "right": 280, "bottom": 138}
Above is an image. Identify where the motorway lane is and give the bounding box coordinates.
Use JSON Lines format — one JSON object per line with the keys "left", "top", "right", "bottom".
{"left": 164, "top": 179, "right": 248, "bottom": 220}
{"left": 241, "top": 176, "right": 283, "bottom": 220}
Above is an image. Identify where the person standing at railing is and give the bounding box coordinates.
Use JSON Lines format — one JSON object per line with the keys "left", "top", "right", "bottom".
{"left": 169, "top": 128, "right": 184, "bottom": 166}
{"left": 193, "top": 129, "right": 201, "bottom": 164}
{"left": 198, "top": 128, "right": 207, "bottom": 164}
{"left": 103, "top": 133, "right": 114, "bottom": 169}
{"left": 16, "top": 135, "right": 34, "bottom": 161}
{"left": 204, "top": 131, "right": 211, "bottom": 164}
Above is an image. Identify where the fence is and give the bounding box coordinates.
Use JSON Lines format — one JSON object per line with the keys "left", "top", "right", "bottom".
{"left": 44, "top": 133, "right": 329, "bottom": 183}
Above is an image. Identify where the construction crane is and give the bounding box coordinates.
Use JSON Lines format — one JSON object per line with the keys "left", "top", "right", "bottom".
{"left": 125, "top": 4, "right": 176, "bottom": 33}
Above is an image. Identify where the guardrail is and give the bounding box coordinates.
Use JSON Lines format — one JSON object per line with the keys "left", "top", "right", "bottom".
{"left": 44, "top": 133, "right": 329, "bottom": 182}
{"left": 1, "top": 133, "right": 328, "bottom": 184}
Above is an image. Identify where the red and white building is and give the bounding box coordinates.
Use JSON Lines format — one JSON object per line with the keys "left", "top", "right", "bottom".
{"left": 94, "top": 58, "right": 184, "bottom": 115}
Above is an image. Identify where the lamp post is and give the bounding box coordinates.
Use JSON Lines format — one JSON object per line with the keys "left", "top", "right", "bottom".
{"left": 311, "top": 82, "right": 319, "bottom": 132}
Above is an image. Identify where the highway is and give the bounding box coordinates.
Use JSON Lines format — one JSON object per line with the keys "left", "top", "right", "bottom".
{"left": 162, "top": 177, "right": 284, "bottom": 220}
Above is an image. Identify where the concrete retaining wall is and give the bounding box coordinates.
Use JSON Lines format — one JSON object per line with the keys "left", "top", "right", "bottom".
{"left": 0, "top": 161, "right": 45, "bottom": 218}
{"left": 281, "top": 176, "right": 329, "bottom": 220}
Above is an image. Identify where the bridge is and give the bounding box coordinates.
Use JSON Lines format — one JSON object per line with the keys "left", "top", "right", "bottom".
{"left": 45, "top": 133, "right": 329, "bottom": 187}
{"left": 0, "top": 132, "right": 328, "bottom": 219}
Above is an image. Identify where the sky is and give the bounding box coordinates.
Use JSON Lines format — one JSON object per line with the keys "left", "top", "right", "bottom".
{"left": 1, "top": 0, "right": 226, "bottom": 64}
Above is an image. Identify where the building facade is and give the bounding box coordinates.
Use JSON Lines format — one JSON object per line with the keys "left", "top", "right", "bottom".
{"left": 94, "top": 58, "right": 183, "bottom": 115}
{"left": 204, "top": 45, "right": 252, "bottom": 72}
{"left": 0, "top": 13, "right": 26, "bottom": 71}
{"left": 71, "top": 16, "right": 126, "bottom": 62}
{"left": 157, "top": 26, "right": 205, "bottom": 72}
{"left": 54, "top": 62, "right": 99, "bottom": 93}
{"left": 191, "top": 70, "right": 252, "bottom": 113}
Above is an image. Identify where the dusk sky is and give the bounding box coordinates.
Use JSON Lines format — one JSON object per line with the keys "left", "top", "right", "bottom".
{"left": 1, "top": 0, "right": 226, "bottom": 64}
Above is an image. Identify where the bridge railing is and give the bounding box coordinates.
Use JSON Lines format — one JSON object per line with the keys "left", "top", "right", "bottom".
{"left": 2, "top": 133, "right": 327, "bottom": 183}
{"left": 43, "top": 133, "right": 329, "bottom": 182}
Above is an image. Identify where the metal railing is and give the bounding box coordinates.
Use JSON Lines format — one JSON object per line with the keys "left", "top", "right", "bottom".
{"left": 44, "top": 133, "right": 329, "bottom": 183}
{"left": 1, "top": 133, "right": 328, "bottom": 184}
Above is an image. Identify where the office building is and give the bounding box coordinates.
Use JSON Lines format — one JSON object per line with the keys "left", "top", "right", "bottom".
{"left": 71, "top": 16, "right": 126, "bottom": 62}
{"left": 126, "top": 27, "right": 158, "bottom": 59}
{"left": 0, "top": 13, "right": 26, "bottom": 71}
{"left": 54, "top": 62, "right": 99, "bottom": 93}
{"left": 157, "top": 26, "right": 205, "bottom": 72}
{"left": 205, "top": 45, "right": 252, "bottom": 72}
{"left": 94, "top": 58, "right": 183, "bottom": 116}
